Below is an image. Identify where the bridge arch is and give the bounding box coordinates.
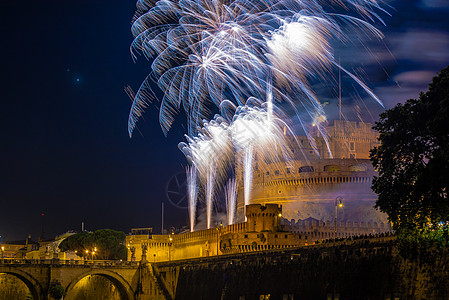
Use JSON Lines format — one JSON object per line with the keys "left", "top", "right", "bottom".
{"left": 0, "top": 267, "right": 42, "bottom": 300}
{"left": 65, "top": 269, "right": 134, "bottom": 300}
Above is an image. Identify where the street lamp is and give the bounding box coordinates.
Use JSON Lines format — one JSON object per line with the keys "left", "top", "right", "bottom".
{"left": 1, "top": 246, "right": 4, "bottom": 258}
{"left": 92, "top": 247, "right": 97, "bottom": 261}
{"left": 168, "top": 234, "right": 173, "bottom": 261}
{"left": 334, "top": 197, "right": 343, "bottom": 236}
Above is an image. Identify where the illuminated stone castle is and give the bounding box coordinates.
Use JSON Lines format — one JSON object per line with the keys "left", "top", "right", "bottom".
{"left": 127, "top": 120, "right": 390, "bottom": 262}
{"left": 237, "top": 119, "right": 387, "bottom": 225}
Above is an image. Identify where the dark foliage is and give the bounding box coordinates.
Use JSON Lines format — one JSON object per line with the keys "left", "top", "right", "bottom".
{"left": 59, "top": 229, "right": 127, "bottom": 260}
{"left": 370, "top": 65, "right": 449, "bottom": 231}
{"left": 49, "top": 282, "right": 65, "bottom": 300}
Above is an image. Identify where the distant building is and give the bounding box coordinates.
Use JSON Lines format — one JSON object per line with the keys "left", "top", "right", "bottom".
{"left": 25, "top": 231, "right": 80, "bottom": 260}
{"left": 0, "top": 232, "right": 81, "bottom": 261}
{"left": 1, "top": 237, "right": 38, "bottom": 259}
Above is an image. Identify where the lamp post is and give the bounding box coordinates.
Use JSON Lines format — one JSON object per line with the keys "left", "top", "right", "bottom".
{"left": 168, "top": 234, "right": 173, "bottom": 261}
{"left": 1, "top": 246, "right": 4, "bottom": 258}
{"left": 92, "top": 247, "right": 97, "bottom": 261}
{"left": 334, "top": 197, "right": 343, "bottom": 236}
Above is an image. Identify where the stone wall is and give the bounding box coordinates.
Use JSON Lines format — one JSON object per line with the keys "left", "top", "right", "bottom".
{"left": 239, "top": 158, "right": 387, "bottom": 225}
{"left": 156, "top": 238, "right": 449, "bottom": 300}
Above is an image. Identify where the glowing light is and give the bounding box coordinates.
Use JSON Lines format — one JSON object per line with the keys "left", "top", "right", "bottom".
{"left": 129, "top": 0, "right": 388, "bottom": 227}
{"left": 179, "top": 98, "right": 293, "bottom": 226}
{"left": 128, "top": 0, "right": 386, "bottom": 137}
{"left": 225, "top": 178, "right": 237, "bottom": 225}
{"left": 187, "top": 166, "right": 198, "bottom": 232}
{"left": 205, "top": 166, "right": 216, "bottom": 229}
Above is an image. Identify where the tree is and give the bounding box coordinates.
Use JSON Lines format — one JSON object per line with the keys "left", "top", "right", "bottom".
{"left": 49, "top": 282, "right": 66, "bottom": 300}
{"left": 370, "top": 65, "right": 449, "bottom": 233}
{"left": 59, "top": 229, "right": 127, "bottom": 260}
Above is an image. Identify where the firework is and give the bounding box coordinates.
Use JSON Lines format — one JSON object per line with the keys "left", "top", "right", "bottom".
{"left": 187, "top": 166, "right": 198, "bottom": 231}
{"left": 129, "top": 0, "right": 386, "bottom": 137}
{"left": 225, "top": 178, "right": 237, "bottom": 225}
{"left": 130, "top": 0, "right": 388, "bottom": 228}
{"left": 179, "top": 98, "right": 293, "bottom": 227}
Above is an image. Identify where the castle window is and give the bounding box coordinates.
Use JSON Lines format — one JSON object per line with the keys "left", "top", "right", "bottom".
{"left": 299, "top": 166, "right": 314, "bottom": 173}
{"left": 349, "top": 165, "right": 366, "bottom": 172}
{"left": 350, "top": 141, "right": 355, "bottom": 151}
{"left": 266, "top": 171, "right": 270, "bottom": 176}
{"left": 284, "top": 235, "right": 288, "bottom": 238}
{"left": 244, "top": 235, "right": 248, "bottom": 238}
{"left": 275, "top": 234, "right": 278, "bottom": 238}
{"left": 324, "top": 165, "right": 340, "bottom": 172}
{"left": 275, "top": 170, "right": 280, "bottom": 175}
{"left": 286, "top": 168, "right": 291, "bottom": 174}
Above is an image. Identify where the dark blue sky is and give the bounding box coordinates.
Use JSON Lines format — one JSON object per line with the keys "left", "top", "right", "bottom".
{"left": 1, "top": 0, "right": 448, "bottom": 241}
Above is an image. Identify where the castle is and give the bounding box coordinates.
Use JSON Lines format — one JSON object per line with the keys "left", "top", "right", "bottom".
{"left": 127, "top": 120, "right": 390, "bottom": 262}
{"left": 239, "top": 119, "right": 387, "bottom": 225}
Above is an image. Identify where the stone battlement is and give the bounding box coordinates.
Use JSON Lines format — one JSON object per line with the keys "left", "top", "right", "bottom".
{"left": 126, "top": 203, "right": 390, "bottom": 262}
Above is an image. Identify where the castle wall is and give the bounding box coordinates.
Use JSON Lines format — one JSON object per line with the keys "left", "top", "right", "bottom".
{"left": 238, "top": 159, "right": 388, "bottom": 225}
{"left": 316, "top": 120, "right": 380, "bottom": 159}
{"left": 234, "top": 120, "right": 385, "bottom": 226}
{"left": 127, "top": 204, "right": 387, "bottom": 263}
{"left": 165, "top": 238, "right": 449, "bottom": 300}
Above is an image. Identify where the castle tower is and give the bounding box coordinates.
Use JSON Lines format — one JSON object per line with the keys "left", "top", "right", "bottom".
{"left": 245, "top": 204, "right": 282, "bottom": 232}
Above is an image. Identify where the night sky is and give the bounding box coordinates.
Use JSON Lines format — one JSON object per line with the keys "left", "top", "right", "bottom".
{"left": 1, "top": 0, "right": 448, "bottom": 241}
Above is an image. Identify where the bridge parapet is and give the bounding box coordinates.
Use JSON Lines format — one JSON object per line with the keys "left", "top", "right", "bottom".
{"left": 0, "top": 258, "right": 139, "bottom": 268}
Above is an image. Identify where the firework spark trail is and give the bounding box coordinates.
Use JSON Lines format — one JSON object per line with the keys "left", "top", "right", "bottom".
{"left": 243, "top": 144, "right": 253, "bottom": 215}
{"left": 129, "top": 0, "right": 387, "bottom": 137}
{"left": 187, "top": 166, "right": 198, "bottom": 232}
{"left": 131, "top": 0, "right": 388, "bottom": 228}
{"left": 205, "top": 165, "right": 216, "bottom": 229}
{"left": 225, "top": 178, "right": 237, "bottom": 225}
{"left": 179, "top": 98, "right": 293, "bottom": 225}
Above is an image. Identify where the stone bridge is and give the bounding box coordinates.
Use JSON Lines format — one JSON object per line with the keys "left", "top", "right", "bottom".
{"left": 2, "top": 236, "right": 449, "bottom": 300}
{"left": 0, "top": 258, "right": 170, "bottom": 300}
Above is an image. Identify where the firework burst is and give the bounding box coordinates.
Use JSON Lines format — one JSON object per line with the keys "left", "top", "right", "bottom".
{"left": 128, "top": 0, "right": 387, "bottom": 137}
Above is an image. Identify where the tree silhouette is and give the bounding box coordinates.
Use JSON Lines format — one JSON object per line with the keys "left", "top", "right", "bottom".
{"left": 371, "top": 65, "right": 449, "bottom": 232}
{"left": 59, "top": 229, "right": 127, "bottom": 260}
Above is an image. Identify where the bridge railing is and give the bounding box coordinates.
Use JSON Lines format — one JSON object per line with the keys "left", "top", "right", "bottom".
{"left": 0, "top": 258, "right": 139, "bottom": 267}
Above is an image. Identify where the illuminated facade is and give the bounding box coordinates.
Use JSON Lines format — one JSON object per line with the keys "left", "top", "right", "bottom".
{"left": 127, "top": 203, "right": 384, "bottom": 262}
{"left": 237, "top": 120, "right": 388, "bottom": 226}
{"left": 126, "top": 120, "right": 389, "bottom": 262}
